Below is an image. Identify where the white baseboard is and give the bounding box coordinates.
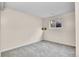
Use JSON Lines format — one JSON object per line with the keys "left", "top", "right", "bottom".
{"left": 44, "top": 39, "right": 75, "bottom": 47}
{"left": 1, "top": 39, "right": 41, "bottom": 53}
{"left": 1, "top": 39, "right": 75, "bottom": 53}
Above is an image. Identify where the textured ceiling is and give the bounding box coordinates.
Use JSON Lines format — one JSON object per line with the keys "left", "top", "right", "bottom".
{"left": 5, "top": 2, "right": 75, "bottom": 18}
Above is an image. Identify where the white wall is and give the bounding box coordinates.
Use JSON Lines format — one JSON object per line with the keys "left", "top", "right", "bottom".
{"left": 1, "top": 8, "right": 43, "bottom": 52}
{"left": 75, "top": 2, "right": 79, "bottom": 57}
{"left": 0, "top": 3, "right": 1, "bottom": 56}
{"left": 43, "top": 12, "right": 75, "bottom": 46}
{"left": 1, "top": 8, "right": 75, "bottom": 52}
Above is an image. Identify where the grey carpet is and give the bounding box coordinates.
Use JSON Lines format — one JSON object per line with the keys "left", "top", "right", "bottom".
{"left": 1, "top": 40, "right": 75, "bottom": 57}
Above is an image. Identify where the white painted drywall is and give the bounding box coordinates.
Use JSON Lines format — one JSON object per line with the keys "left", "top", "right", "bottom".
{"left": 1, "top": 8, "right": 43, "bottom": 51}
{"left": 43, "top": 12, "right": 75, "bottom": 46}
{"left": 75, "top": 2, "right": 79, "bottom": 57}
{"left": 0, "top": 3, "right": 1, "bottom": 56}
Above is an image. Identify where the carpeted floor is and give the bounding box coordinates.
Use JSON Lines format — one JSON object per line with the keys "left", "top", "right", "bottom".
{"left": 1, "top": 40, "right": 75, "bottom": 57}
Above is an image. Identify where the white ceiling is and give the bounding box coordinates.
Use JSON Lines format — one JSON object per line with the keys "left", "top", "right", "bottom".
{"left": 5, "top": 2, "right": 75, "bottom": 18}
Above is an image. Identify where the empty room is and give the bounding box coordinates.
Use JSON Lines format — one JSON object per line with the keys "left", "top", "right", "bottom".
{"left": 0, "top": 2, "right": 76, "bottom": 57}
